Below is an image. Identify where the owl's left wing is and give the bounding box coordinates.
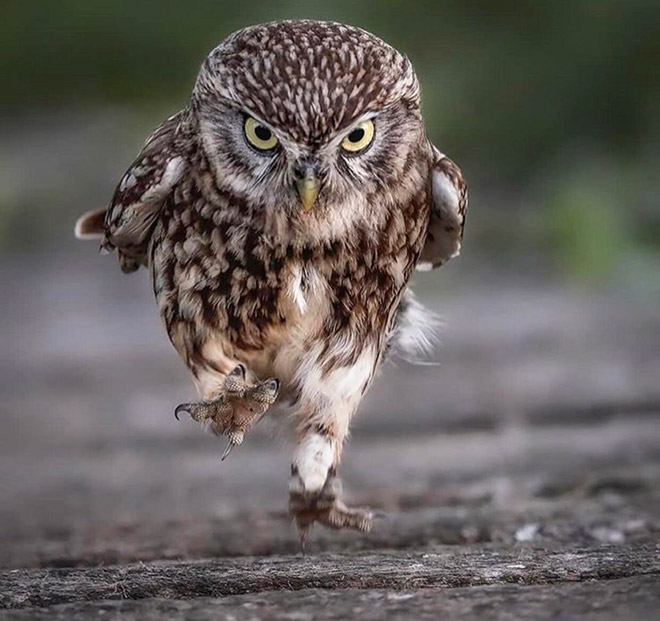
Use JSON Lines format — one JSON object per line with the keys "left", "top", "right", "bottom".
{"left": 417, "top": 146, "right": 468, "bottom": 270}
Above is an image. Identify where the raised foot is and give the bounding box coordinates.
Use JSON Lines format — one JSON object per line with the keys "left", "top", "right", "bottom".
{"left": 175, "top": 364, "right": 279, "bottom": 460}
{"left": 289, "top": 469, "right": 373, "bottom": 542}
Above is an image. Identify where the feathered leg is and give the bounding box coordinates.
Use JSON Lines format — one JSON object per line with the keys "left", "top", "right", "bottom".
{"left": 287, "top": 346, "right": 376, "bottom": 541}
{"left": 289, "top": 427, "right": 374, "bottom": 545}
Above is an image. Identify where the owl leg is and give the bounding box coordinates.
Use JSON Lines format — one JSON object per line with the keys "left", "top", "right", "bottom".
{"left": 175, "top": 364, "right": 280, "bottom": 459}
{"left": 288, "top": 429, "right": 374, "bottom": 542}
{"left": 286, "top": 344, "right": 377, "bottom": 541}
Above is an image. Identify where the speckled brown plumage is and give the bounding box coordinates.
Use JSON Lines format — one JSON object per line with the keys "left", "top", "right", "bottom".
{"left": 75, "top": 20, "right": 467, "bottom": 539}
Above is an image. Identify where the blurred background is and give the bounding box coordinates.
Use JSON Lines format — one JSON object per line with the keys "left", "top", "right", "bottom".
{"left": 2, "top": 0, "right": 659, "bottom": 284}
{"left": 2, "top": 1, "right": 659, "bottom": 568}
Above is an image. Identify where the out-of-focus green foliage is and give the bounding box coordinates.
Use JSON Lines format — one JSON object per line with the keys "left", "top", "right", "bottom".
{"left": 1, "top": 0, "right": 658, "bottom": 287}
{"left": 548, "top": 175, "right": 627, "bottom": 282}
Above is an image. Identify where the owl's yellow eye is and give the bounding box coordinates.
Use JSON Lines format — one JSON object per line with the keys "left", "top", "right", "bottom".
{"left": 341, "top": 119, "right": 375, "bottom": 153}
{"left": 244, "top": 116, "right": 279, "bottom": 151}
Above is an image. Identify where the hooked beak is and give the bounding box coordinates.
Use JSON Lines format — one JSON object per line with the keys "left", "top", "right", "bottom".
{"left": 294, "top": 162, "right": 320, "bottom": 211}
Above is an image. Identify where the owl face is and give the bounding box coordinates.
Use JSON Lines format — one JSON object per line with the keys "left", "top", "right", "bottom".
{"left": 192, "top": 21, "right": 426, "bottom": 223}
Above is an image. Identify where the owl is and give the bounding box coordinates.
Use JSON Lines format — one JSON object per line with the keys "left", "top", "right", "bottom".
{"left": 75, "top": 20, "right": 467, "bottom": 540}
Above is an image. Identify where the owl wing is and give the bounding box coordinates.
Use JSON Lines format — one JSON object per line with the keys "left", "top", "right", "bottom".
{"left": 417, "top": 146, "right": 468, "bottom": 270}
{"left": 75, "top": 111, "right": 188, "bottom": 273}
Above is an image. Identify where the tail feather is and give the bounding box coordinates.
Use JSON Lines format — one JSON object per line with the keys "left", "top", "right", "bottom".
{"left": 74, "top": 208, "right": 107, "bottom": 240}
{"left": 388, "top": 290, "right": 442, "bottom": 364}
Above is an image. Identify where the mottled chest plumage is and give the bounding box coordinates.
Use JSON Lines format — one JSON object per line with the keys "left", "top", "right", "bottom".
{"left": 150, "top": 174, "right": 430, "bottom": 363}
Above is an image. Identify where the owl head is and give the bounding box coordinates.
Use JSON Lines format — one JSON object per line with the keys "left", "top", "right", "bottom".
{"left": 190, "top": 21, "right": 427, "bottom": 231}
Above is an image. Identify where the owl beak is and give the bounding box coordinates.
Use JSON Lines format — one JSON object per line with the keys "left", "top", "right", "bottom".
{"left": 294, "top": 164, "right": 320, "bottom": 211}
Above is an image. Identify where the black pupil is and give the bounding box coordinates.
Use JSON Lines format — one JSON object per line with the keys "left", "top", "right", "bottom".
{"left": 348, "top": 128, "right": 365, "bottom": 143}
{"left": 254, "top": 125, "right": 272, "bottom": 141}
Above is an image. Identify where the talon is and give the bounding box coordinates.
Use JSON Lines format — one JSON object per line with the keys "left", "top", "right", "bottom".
{"left": 220, "top": 429, "right": 244, "bottom": 461}
{"left": 231, "top": 363, "right": 246, "bottom": 378}
{"left": 174, "top": 401, "right": 210, "bottom": 422}
{"left": 174, "top": 403, "right": 191, "bottom": 420}
{"left": 250, "top": 377, "right": 281, "bottom": 405}
{"left": 299, "top": 525, "right": 310, "bottom": 556}
{"left": 224, "top": 364, "right": 248, "bottom": 394}
{"left": 220, "top": 439, "right": 235, "bottom": 461}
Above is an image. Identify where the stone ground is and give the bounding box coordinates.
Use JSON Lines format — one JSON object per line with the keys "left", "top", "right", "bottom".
{"left": 1, "top": 253, "right": 659, "bottom": 619}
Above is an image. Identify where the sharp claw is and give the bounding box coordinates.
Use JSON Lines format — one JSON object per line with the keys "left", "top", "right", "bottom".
{"left": 299, "top": 525, "right": 309, "bottom": 556}
{"left": 266, "top": 377, "right": 280, "bottom": 392}
{"left": 220, "top": 439, "right": 235, "bottom": 461}
{"left": 174, "top": 403, "right": 191, "bottom": 420}
{"left": 229, "top": 363, "right": 246, "bottom": 379}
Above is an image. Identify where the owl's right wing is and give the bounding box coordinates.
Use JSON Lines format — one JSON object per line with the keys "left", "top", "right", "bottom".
{"left": 75, "top": 111, "right": 188, "bottom": 273}
{"left": 417, "top": 146, "right": 468, "bottom": 270}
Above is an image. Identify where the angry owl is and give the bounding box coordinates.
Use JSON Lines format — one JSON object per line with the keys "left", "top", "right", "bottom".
{"left": 75, "top": 20, "right": 467, "bottom": 540}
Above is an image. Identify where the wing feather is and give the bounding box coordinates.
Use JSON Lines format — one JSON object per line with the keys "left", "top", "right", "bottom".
{"left": 417, "top": 146, "right": 468, "bottom": 270}
{"left": 75, "top": 111, "right": 188, "bottom": 273}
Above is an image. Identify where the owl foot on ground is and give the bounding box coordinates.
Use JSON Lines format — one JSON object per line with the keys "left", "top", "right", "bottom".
{"left": 289, "top": 467, "right": 373, "bottom": 547}
{"left": 175, "top": 364, "right": 280, "bottom": 460}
